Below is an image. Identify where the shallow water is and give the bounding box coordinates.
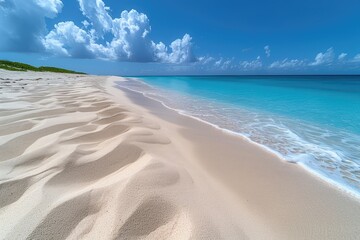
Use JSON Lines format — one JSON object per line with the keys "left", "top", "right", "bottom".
{"left": 119, "top": 75, "right": 360, "bottom": 197}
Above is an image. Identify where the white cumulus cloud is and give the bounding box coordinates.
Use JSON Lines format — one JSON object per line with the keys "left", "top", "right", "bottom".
{"left": 310, "top": 47, "right": 334, "bottom": 66}
{"left": 0, "top": 0, "right": 63, "bottom": 51}
{"left": 77, "top": 0, "right": 112, "bottom": 37}
{"left": 43, "top": 2, "right": 196, "bottom": 63}
{"left": 240, "top": 56, "right": 262, "bottom": 70}
{"left": 198, "top": 56, "right": 215, "bottom": 65}
{"left": 211, "top": 58, "right": 234, "bottom": 69}
{"left": 165, "top": 34, "right": 196, "bottom": 63}
{"left": 42, "top": 21, "right": 95, "bottom": 58}
{"left": 269, "top": 58, "right": 305, "bottom": 69}
{"left": 352, "top": 54, "right": 360, "bottom": 62}
{"left": 338, "top": 53, "right": 347, "bottom": 61}
{"left": 0, "top": 0, "right": 196, "bottom": 64}
{"left": 35, "top": 0, "right": 63, "bottom": 17}
{"left": 108, "top": 9, "right": 154, "bottom": 62}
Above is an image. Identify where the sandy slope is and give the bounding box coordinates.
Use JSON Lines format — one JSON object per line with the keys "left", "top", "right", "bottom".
{"left": 0, "top": 70, "right": 246, "bottom": 239}
{"left": 0, "top": 70, "right": 359, "bottom": 239}
{"left": 108, "top": 76, "right": 360, "bottom": 240}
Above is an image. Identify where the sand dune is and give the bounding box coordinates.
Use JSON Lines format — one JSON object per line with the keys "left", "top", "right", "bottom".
{"left": 0, "top": 70, "right": 245, "bottom": 239}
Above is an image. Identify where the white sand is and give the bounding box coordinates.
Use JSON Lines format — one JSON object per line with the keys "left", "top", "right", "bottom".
{"left": 0, "top": 70, "right": 359, "bottom": 239}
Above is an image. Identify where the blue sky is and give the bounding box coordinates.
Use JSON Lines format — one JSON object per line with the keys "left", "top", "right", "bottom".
{"left": 1, "top": 0, "right": 360, "bottom": 75}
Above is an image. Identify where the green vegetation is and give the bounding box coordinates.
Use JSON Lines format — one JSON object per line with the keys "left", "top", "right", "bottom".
{"left": 0, "top": 60, "right": 85, "bottom": 74}
{"left": 37, "top": 66, "right": 85, "bottom": 74}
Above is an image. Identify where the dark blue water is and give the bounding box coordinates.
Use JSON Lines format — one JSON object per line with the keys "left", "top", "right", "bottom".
{"left": 119, "top": 75, "right": 360, "bottom": 197}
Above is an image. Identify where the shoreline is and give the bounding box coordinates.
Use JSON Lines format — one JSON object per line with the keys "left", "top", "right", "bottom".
{"left": 0, "top": 71, "right": 359, "bottom": 239}
{"left": 116, "top": 77, "right": 360, "bottom": 201}
{"left": 107, "top": 76, "right": 360, "bottom": 239}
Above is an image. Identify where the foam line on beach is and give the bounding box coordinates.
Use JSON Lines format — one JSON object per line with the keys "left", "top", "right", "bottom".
{"left": 116, "top": 78, "right": 360, "bottom": 201}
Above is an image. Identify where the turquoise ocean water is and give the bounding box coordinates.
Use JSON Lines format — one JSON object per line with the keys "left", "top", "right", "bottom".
{"left": 118, "top": 76, "right": 360, "bottom": 197}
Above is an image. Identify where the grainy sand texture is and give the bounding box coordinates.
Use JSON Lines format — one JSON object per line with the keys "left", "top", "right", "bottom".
{"left": 0, "top": 70, "right": 359, "bottom": 239}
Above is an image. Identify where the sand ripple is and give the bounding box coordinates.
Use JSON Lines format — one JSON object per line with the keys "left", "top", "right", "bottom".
{"left": 0, "top": 71, "right": 244, "bottom": 239}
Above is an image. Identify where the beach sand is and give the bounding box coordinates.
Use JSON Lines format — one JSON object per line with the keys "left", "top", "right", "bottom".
{"left": 0, "top": 70, "right": 359, "bottom": 239}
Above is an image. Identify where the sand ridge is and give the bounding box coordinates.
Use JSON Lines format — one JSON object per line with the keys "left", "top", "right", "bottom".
{"left": 2, "top": 70, "right": 360, "bottom": 239}
{"left": 0, "top": 70, "right": 246, "bottom": 239}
